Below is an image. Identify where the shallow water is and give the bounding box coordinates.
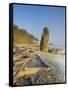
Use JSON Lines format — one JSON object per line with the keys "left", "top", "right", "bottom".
{"left": 25, "top": 55, "right": 47, "bottom": 68}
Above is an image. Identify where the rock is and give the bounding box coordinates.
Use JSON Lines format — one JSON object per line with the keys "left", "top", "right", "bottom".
{"left": 40, "top": 27, "right": 49, "bottom": 52}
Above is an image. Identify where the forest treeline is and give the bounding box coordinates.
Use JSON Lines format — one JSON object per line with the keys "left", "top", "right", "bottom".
{"left": 13, "top": 25, "right": 38, "bottom": 44}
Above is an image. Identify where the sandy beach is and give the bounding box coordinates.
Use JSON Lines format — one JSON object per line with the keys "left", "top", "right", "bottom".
{"left": 13, "top": 44, "right": 65, "bottom": 86}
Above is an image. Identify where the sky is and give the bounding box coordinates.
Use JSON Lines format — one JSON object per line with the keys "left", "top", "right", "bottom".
{"left": 13, "top": 4, "right": 65, "bottom": 49}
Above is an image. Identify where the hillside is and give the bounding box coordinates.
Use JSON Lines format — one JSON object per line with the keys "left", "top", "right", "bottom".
{"left": 13, "top": 25, "right": 38, "bottom": 44}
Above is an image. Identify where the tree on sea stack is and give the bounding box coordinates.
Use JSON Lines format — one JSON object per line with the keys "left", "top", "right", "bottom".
{"left": 40, "top": 27, "right": 49, "bottom": 52}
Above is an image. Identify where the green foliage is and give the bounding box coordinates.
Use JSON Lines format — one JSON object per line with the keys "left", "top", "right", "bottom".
{"left": 43, "top": 27, "right": 49, "bottom": 36}
{"left": 13, "top": 25, "right": 38, "bottom": 44}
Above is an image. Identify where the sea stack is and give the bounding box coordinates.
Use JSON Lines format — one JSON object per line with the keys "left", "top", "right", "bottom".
{"left": 40, "top": 27, "right": 49, "bottom": 52}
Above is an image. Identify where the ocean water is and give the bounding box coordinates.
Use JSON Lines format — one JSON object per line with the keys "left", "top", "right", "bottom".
{"left": 49, "top": 44, "right": 65, "bottom": 50}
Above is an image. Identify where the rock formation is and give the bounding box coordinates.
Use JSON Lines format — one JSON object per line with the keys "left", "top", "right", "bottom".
{"left": 40, "top": 27, "right": 49, "bottom": 52}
